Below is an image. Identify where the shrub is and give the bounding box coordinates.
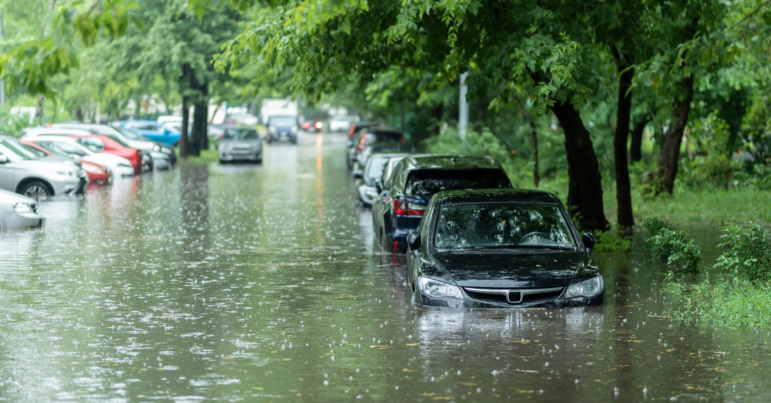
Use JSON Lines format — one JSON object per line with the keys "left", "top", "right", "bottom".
{"left": 592, "top": 229, "right": 631, "bottom": 253}
{"left": 713, "top": 221, "right": 771, "bottom": 284}
{"left": 641, "top": 216, "right": 673, "bottom": 236}
{"left": 645, "top": 228, "right": 701, "bottom": 272}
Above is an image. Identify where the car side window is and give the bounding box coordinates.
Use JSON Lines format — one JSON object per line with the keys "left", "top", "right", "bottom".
{"left": 56, "top": 142, "right": 87, "bottom": 156}
{"left": 79, "top": 138, "right": 105, "bottom": 152}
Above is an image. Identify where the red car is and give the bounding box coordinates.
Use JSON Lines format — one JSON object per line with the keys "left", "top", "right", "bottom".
{"left": 69, "top": 135, "right": 143, "bottom": 174}
{"left": 21, "top": 141, "right": 113, "bottom": 186}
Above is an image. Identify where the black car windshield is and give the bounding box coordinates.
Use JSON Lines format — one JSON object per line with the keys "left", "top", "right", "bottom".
{"left": 365, "top": 132, "right": 403, "bottom": 144}
{"left": 222, "top": 128, "right": 259, "bottom": 140}
{"left": 269, "top": 116, "right": 296, "bottom": 127}
{"left": 405, "top": 169, "right": 511, "bottom": 196}
{"left": 434, "top": 203, "right": 576, "bottom": 250}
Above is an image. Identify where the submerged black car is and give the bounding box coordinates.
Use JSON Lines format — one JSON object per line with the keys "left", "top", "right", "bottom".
{"left": 405, "top": 189, "right": 603, "bottom": 308}
{"left": 372, "top": 155, "right": 512, "bottom": 254}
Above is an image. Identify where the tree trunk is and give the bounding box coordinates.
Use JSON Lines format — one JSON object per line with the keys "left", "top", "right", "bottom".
{"left": 565, "top": 145, "right": 581, "bottom": 216}
{"left": 209, "top": 102, "right": 221, "bottom": 124}
{"left": 34, "top": 0, "right": 56, "bottom": 121}
{"left": 629, "top": 118, "right": 648, "bottom": 163}
{"left": 550, "top": 102, "right": 609, "bottom": 232}
{"left": 657, "top": 76, "right": 694, "bottom": 195}
{"left": 193, "top": 98, "right": 207, "bottom": 153}
{"left": 180, "top": 96, "right": 190, "bottom": 159}
{"left": 518, "top": 102, "right": 539, "bottom": 188}
{"left": 613, "top": 63, "right": 635, "bottom": 231}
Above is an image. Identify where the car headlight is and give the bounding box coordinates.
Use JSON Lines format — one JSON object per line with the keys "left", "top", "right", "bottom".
{"left": 153, "top": 144, "right": 161, "bottom": 151}
{"left": 56, "top": 170, "right": 76, "bottom": 177}
{"left": 565, "top": 275, "right": 604, "bottom": 299}
{"left": 418, "top": 276, "right": 463, "bottom": 299}
{"left": 12, "top": 202, "right": 33, "bottom": 213}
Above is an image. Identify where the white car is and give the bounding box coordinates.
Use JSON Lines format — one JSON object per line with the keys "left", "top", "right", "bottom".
{"left": 328, "top": 116, "right": 356, "bottom": 132}
{"left": 20, "top": 134, "right": 135, "bottom": 177}
{"left": 0, "top": 188, "right": 44, "bottom": 229}
{"left": 50, "top": 123, "right": 175, "bottom": 168}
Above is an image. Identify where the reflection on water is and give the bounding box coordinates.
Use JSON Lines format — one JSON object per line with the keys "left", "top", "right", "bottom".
{"left": 1, "top": 133, "right": 770, "bottom": 401}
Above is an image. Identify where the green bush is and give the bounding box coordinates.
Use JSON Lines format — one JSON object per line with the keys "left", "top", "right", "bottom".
{"left": 592, "top": 229, "right": 631, "bottom": 253}
{"left": 713, "top": 221, "right": 771, "bottom": 284}
{"left": 641, "top": 216, "right": 673, "bottom": 236}
{"left": 645, "top": 228, "right": 701, "bottom": 272}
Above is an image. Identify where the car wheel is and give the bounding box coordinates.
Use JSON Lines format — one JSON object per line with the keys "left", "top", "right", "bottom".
{"left": 20, "top": 181, "right": 51, "bottom": 201}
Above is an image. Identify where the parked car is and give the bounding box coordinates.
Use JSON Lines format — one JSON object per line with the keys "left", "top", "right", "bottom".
{"left": 347, "top": 129, "right": 405, "bottom": 171}
{"left": 405, "top": 188, "right": 603, "bottom": 308}
{"left": 354, "top": 142, "right": 416, "bottom": 172}
{"left": 224, "top": 113, "right": 259, "bottom": 126}
{"left": 69, "top": 134, "right": 145, "bottom": 174}
{"left": 120, "top": 120, "right": 180, "bottom": 147}
{"left": 22, "top": 136, "right": 135, "bottom": 177}
{"left": 25, "top": 128, "right": 154, "bottom": 173}
{"left": 0, "top": 138, "right": 88, "bottom": 199}
{"left": 329, "top": 116, "right": 357, "bottom": 132}
{"left": 353, "top": 152, "right": 413, "bottom": 207}
{"left": 22, "top": 141, "right": 112, "bottom": 186}
{"left": 51, "top": 123, "right": 176, "bottom": 166}
{"left": 0, "top": 188, "right": 45, "bottom": 229}
{"left": 372, "top": 155, "right": 512, "bottom": 254}
{"left": 347, "top": 122, "right": 380, "bottom": 139}
{"left": 218, "top": 126, "right": 263, "bottom": 164}
{"left": 266, "top": 115, "right": 299, "bottom": 144}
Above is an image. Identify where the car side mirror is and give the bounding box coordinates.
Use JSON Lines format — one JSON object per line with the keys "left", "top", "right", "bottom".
{"left": 375, "top": 180, "right": 383, "bottom": 194}
{"left": 352, "top": 169, "right": 363, "bottom": 179}
{"left": 582, "top": 232, "right": 595, "bottom": 253}
{"left": 0, "top": 154, "right": 8, "bottom": 164}
{"left": 407, "top": 230, "right": 421, "bottom": 251}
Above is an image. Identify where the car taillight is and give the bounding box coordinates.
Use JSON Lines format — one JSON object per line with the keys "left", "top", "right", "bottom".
{"left": 392, "top": 199, "right": 425, "bottom": 216}
{"left": 357, "top": 134, "right": 367, "bottom": 152}
{"left": 349, "top": 125, "right": 356, "bottom": 138}
{"left": 303, "top": 122, "right": 311, "bottom": 129}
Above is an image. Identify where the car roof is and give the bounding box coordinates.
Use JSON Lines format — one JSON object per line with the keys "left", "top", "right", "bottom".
{"left": 124, "top": 120, "right": 159, "bottom": 125}
{"left": 363, "top": 129, "right": 402, "bottom": 136}
{"left": 366, "top": 142, "right": 413, "bottom": 151}
{"left": 23, "top": 128, "right": 93, "bottom": 136}
{"left": 217, "top": 124, "right": 256, "bottom": 129}
{"left": 400, "top": 154, "right": 503, "bottom": 170}
{"left": 25, "top": 135, "right": 80, "bottom": 144}
{"left": 433, "top": 188, "right": 562, "bottom": 205}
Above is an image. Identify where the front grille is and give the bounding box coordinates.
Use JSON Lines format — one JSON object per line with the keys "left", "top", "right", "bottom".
{"left": 463, "top": 287, "right": 563, "bottom": 305}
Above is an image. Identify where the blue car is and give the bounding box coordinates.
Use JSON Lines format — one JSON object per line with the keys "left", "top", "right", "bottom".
{"left": 372, "top": 155, "right": 513, "bottom": 254}
{"left": 121, "top": 120, "right": 181, "bottom": 147}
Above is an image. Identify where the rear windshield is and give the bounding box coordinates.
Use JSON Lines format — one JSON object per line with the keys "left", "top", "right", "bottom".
{"left": 405, "top": 169, "right": 511, "bottom": 196}
{"left": 269, "top": 116, "right": 296, "bottom": 127}
{"left": 366, "top": 132, "right": 403, "bottom": 145}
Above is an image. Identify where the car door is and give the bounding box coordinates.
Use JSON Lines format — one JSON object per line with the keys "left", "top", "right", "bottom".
{"left": 0, "top": 150, "right": 15, "bottom": 191}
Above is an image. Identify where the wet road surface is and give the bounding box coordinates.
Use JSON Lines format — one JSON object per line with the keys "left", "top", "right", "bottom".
{"left": 1, "top": 133, "right": 770, "bottom": 402}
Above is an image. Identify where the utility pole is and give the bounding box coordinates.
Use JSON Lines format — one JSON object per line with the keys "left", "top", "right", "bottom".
{"left": 459, "top": 72, "right": 469, "bottom": 140}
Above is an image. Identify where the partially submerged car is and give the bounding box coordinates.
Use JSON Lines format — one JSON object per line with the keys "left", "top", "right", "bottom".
{"left": 372, "top": 155, "right": 512, "bottom": 254}
{"left": 0, "top": 139, "right": 87, "bottom": 199}
{"left": 354, "top": 152, "right": 413, "bottom": 207}
{"left": 0, "top": 188, "right": 45, "bottom": 229}
{"left": 218, "top": 126, "right": 262, "bottom": 164}
{"left": 405, "top": 189, "right": 602, "bottom": 308}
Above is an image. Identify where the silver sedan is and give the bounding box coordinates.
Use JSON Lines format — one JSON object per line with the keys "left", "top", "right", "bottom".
{"left": 0, "top": 189, "right": 44, "bottom": 229}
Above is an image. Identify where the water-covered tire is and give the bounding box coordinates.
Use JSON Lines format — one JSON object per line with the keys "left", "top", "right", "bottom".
{"left": 20, "top": 181, "right": 51, "bottom": 200}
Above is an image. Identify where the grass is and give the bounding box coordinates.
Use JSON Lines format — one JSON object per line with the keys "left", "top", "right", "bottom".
{"left": 664, "top": 275, "right": 771, "bottom": 329}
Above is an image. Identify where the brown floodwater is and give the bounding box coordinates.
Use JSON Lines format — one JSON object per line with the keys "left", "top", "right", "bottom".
{"left": 0, "top": 133, "right": 769, "bottom": 402}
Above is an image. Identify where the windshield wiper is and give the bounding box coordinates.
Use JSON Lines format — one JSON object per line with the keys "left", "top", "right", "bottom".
{"left": 465, "top": 244, "right": 573, "bottom": 251}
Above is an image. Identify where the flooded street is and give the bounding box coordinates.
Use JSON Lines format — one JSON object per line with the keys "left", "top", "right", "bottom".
{"left": 1, "top": 133, "right": 770, "bottom": 402}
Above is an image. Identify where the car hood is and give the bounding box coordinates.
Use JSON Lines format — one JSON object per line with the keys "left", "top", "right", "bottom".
{"left": 431, "top": 251, "right": 584, "bottom": 288}
{"left": 0, "top": 188, "right": 36, "bottom": 204}
{"left": 84, "top": 153, "right": 131, "bottom": 166}
{"left": 222, "top": 140, "right": 261, "bottom": 147}
{"left": 11, "top": 159, "right": 77, "bottom": 171}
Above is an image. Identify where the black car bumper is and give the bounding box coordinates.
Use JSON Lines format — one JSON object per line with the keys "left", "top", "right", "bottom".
{"left": 415, "top": 290, "right": 604, "bottom": 308}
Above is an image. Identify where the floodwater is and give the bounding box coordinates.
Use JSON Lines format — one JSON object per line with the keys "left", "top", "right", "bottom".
{"left": 1, "top": 133, "right": 770, "bottom": 402}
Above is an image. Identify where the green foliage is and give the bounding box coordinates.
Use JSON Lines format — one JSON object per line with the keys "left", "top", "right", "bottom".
{"left": 664, "top": 274, "right": 771, "bottom": 329}
{"left": 677, "top": 114, "right": 739, "bottom": 189}
{"left": 714, "top": 221, "right": 771, "bottom": 284}
{"left": 0, "top": 113, "right": 38, "bottom": 138}
{"left": 733, "top": 163, "right": 771, "bottom": 190}
{"left": 0, "top": 38, "right": 78, "bottom": 99}
{"left": 423, "top": 127, "right": 511, "bottom": 167}
{"left": 592, "top": 229, "right": 631, "bottom": 253}
{"left": 645, "top": 228, "right": 702, "bottom": 272}
{"left": 642, "top": 216, "right": 673, "bottom": 236}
